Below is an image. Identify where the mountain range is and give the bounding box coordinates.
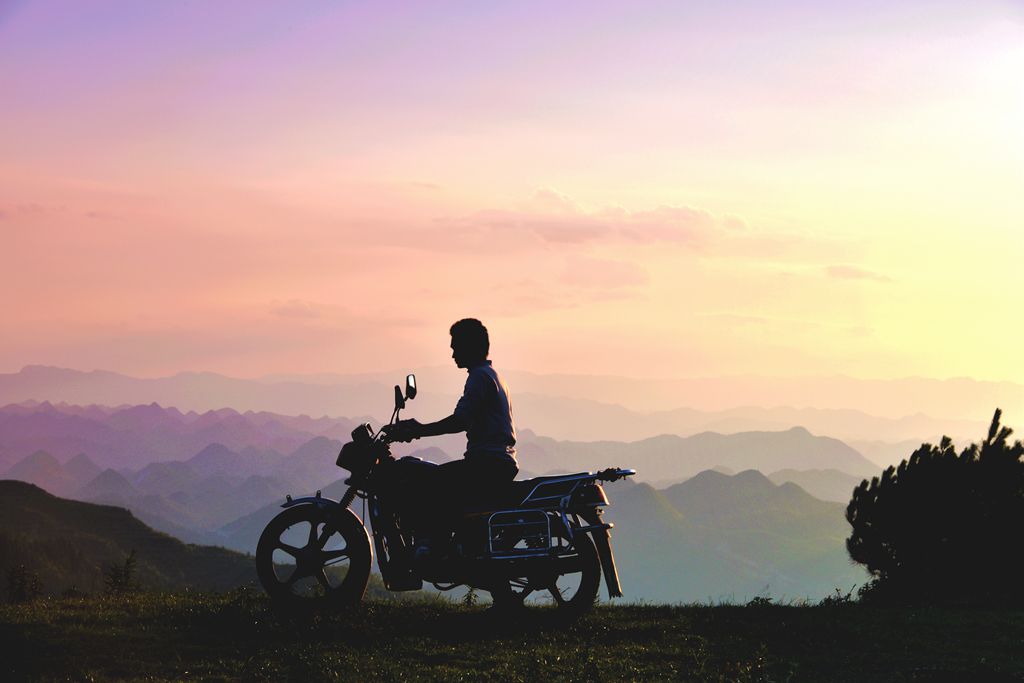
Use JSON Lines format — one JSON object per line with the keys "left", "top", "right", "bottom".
{"left": 604, "top": 470, "right": 867, "bottom": 602}
{"left": 0, "top": 399, "right": 889, "bottom": 602}
{"left": 0, "top": 365, "right": 1004, "bottom": 447}
{"left": 0, "top": 400, "right": 360, "bottom": 471}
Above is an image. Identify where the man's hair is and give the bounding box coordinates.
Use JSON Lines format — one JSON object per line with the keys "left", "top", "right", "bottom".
{"left": 450, "top": 318, "right": 490, "bottom": 358}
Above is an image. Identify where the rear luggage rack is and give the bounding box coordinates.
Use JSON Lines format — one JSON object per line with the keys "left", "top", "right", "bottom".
{"left": 488, "top": 509, "right": 551, "bottom": 558}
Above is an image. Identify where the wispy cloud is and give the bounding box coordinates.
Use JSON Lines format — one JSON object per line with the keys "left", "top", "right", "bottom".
{"left": 826, "top": 265, "right": 892, "bottom": 282}
{"left": 270, "top": 299, "right": 321, "bottom": 319}
{"left": 0, "top": 202, "right": 50, "bottom": 220}
{"left": 561, "top": 256, "right": 648, "bottom": 288}
{"left": 423, "top": 190, "right": 744, "bottom": 254}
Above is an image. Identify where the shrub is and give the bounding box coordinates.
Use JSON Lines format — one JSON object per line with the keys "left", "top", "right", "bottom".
{"left": 6, "top": 564, "right": 43, "bottom": 604}
{"left": 846, "top": 409, "right": 1024, "bottom": 605}
{"left": 104, "top": 549, "right": 139, "bottom": 594}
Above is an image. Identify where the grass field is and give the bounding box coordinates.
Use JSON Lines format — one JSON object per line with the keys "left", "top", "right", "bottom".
{"left": 2, "top": 590, "right": 1023, "bottom": 682}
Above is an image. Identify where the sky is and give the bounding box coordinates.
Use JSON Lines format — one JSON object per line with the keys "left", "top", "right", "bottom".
{"left": 1, "top": 0, "right": 1022, "bottom": 382}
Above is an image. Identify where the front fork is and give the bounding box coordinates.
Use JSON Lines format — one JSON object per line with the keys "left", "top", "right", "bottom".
{"left": 367, "top": 494, "right": 422, "bottom": 591}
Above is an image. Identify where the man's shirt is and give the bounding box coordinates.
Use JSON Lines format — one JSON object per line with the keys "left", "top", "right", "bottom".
{"left": 453, "top": 360, "right": 517, "bottom": 465}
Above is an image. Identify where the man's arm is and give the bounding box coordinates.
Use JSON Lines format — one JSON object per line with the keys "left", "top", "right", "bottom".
{"left": 387, "top": 369, "right": 483, "bottom": 441}
{"left": 385, "top": 413, "right": 468, "bottom": 441}
{"left": 417, "top": 413, "right": 469, "bottom": 438}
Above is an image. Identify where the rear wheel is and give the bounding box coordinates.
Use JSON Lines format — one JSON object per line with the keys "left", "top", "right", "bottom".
{"left": 493, "top": 525, "right": 601, "bottom": 617}
{"left": 256, "top": 504, "right": 372, "bottom": 610}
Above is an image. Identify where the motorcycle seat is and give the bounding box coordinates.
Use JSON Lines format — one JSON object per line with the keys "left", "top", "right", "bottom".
{"left": 461, "top": 472, "right": 593, "bottom": 513}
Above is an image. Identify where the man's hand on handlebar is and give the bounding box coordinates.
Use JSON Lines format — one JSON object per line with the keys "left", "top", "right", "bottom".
{"left": 382, "top": 418, "right": 423, "bottom": 443}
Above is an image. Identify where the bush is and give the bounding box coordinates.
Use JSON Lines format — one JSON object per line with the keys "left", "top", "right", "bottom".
{"left": 104, "top": 549, "right": 139, "bottom": 594}
{"left": 846, "top": 409, "right": 1024, "bottom": 605}
{"left": 6, "top": 564, "right": 43, "bottom": 604}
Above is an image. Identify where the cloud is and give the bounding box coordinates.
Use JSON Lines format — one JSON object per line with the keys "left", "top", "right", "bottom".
{"left": 270, "top": 299, "right": 321, "bottom": 319}
{"left": 561, "top": 256, "right": 648, "bottom": 288}
{"left": 431, "top": 191, "right": 739, "bottom": 253}
{"left": 531, "top": 188, "right": 581, "bottom": 214}
{"left": 0, "top": 202, "right": 50, "bottom": 220}
{"left": 825, "top": 265, "right": 892, "bottom": 282}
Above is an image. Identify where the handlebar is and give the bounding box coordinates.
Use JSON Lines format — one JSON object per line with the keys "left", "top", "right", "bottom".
{"left": 596, "top": 468, "right": 637, "bottom": 482}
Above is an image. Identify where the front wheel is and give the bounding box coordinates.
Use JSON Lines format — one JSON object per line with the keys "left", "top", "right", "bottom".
{"left": 256, "top": 504, "right": 372, "bottom": 610}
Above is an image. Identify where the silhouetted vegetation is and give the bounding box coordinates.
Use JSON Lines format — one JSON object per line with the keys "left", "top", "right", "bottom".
{"left": 104, "top": 549, "right": 139, "bottom": 594}
{"left": 6, "top": 564, "right": 42, "bottom": 604}
{"left": 846, "top": 409, "right": 1024, "bottom": 605}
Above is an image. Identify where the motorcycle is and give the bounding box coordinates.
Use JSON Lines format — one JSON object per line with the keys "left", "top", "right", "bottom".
{"left": 255, "top": 373, "right": 635, "bottom": 615}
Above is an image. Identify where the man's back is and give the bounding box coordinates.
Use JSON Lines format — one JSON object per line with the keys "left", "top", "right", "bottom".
{"left": 454, "top": 360, "right": 516, "bottom": 465}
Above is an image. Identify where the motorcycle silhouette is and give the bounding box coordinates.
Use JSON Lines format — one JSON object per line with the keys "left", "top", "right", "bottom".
{"left": 255, "top": 374, "right": 635, "bottom": 615}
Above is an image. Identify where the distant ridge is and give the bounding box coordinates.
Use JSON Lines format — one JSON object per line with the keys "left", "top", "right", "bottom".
{"left": 767, "top": 468, "right": 864, "bottom": 503}
{"left": 0, "top": 365, "right": 1005, "bottom": 443}
{"left": 78, "top": 468, "right": 137, "bottom": 500}
{"left": 0, "top": 399, "right": 360, "bottom": 468}
{"left": 518, "top": 426, "right": 881, "bottom": 482}
{"left": 603, "top": 469, "right": 866, "bottom": 602}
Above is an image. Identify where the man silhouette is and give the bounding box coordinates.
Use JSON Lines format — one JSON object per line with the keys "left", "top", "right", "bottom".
{"left": 384, "top": 318, "right": 518, "bottom": 558}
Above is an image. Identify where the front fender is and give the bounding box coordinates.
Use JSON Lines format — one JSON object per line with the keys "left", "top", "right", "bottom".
{"left": 281, "top": 494, "right": 341, "bottom": 510}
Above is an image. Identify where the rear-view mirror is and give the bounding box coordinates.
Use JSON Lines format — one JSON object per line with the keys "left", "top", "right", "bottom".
{"left": 405, "top": 374, "right": 417, "bottom": 400}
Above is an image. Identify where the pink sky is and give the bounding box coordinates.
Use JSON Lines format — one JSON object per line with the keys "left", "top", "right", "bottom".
{"left": 1, "top": 1, "right": 1022, "bottom": 382}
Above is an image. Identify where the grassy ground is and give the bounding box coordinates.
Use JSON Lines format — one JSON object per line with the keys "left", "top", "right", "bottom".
{"left": 2, "top": 590, "right": 1023, "bottom": 682}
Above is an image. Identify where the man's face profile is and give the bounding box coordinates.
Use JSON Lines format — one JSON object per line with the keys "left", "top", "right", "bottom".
{"left": 451, "top": 337, "right": 465, "bottom": 368}
{"left": 451, "top": 336, "right": 475, "bottom": 369}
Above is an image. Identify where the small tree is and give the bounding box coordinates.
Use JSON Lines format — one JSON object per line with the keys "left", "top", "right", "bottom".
{"left": 104, "top": 549, "right": 139, "bottom": 594}
{"left": 6, "top": 564, "right": 43, "bottom": 604}
{"left": 846, "top": 409, "right": 1024, "bottom": 605}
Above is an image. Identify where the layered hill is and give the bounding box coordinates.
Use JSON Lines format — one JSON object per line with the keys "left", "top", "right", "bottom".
{"left": 517, "top": 426, "right": 880, "bottom": 482}
{"left": 0, "top": 365, "right": 997, "bottom": 444}
{"left": 767, "top": 468, "right": 864, "bottom": 503}
{"left": 0, "top": 480, "right": 256, "bottom": 594}
{"left": 0, "top": 400, "right": 360, "bottom": 469}
{"left": 603, "top": 470, "right": 867, "bottom": 602}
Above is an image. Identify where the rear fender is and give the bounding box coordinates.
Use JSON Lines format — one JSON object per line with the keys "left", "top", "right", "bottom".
{"left": 580, "top": 509, "right": 623, "bottom": 598}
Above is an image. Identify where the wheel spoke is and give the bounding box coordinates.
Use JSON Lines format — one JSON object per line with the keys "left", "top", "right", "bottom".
{"left": 316, "top": 569, "right": 331, "bottom": 590}
{"left": 307, "top": 521, "right": 319, "bottom": 547}
{"left": 554, "top": 554, "right": 583, "bottom": 573}
{"left": 548, "top": 584, "right": 566, "bottom": 605}
{"left": 321, "top": 548, "right": 349, "bottom": 563}
{"left": 277, "top": 543, "right": 302, "bottom": 557}
{"left": 317, "top": 524, "right": 336, "bottom": 549}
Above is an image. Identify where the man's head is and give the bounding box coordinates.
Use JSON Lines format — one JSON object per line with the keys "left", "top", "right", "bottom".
{"left": 450, "top": 318, "right": 489, "bottom": 368}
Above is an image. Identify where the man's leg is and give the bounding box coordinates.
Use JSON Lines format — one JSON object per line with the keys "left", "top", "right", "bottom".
{"left": 413, "top": 459, "right": 472, "bottom": 559}
{"left": 416, "top": 458, "right": 516, "bottom": 558}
